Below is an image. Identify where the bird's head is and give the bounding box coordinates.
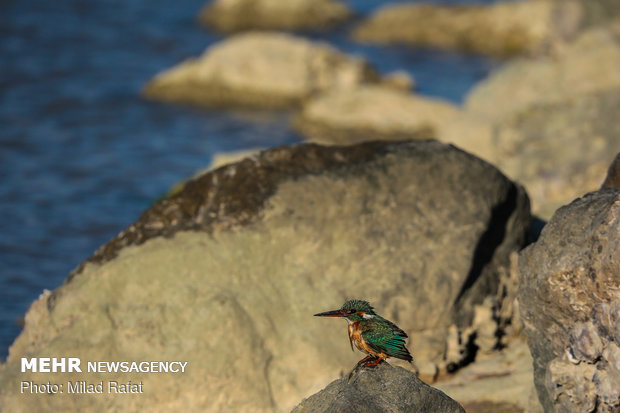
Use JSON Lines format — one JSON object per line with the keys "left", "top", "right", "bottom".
{"left": 314, "top": 299, "right": 377, "bottom": 322}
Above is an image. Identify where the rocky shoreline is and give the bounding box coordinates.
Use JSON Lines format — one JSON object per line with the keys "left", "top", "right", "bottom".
{"left": 2, "top": 0, "right": 619, "bottom": 411}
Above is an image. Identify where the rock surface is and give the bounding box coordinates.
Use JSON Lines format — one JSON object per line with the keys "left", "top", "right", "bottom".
{"left": 543, "top": 0, "right": 620, "bottom": 29}
{"left": 198, "top": 0, "right": 351, "bottom": 33}
{"left": 293, "top": 85, "right": 496, "bottom": 162}
{"left": 294, "top": 26, "right": 620, "bottom": 219}
{"left": 294, "top": 86, "right": 456, "bottom": 144}
{"left": 352, "top": 1, "right": 579, "bottom": 57}
{"left": 143, "top": 32, "right": 378, "bottom": 109}
{"left": 471, "top": 24, "right": 620, "bottom": 218}
{"left": 519, "top": 189, "right": 620, "bottom": 412}
{"left": 0, "top": 141, "right": 530, "bottom": 412}
{"left": 292, "top": 363, "right": 465, "bottom": 413}
{"left": 492, "top": 89, "right": 620, "bottom": 218}
{"left": 465, "top": 24, "right": 620, "bottom": 121}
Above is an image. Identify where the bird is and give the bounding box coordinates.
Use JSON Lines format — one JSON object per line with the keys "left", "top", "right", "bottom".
{"left": 314, "top": 299, "right": 413, "bottom": 371}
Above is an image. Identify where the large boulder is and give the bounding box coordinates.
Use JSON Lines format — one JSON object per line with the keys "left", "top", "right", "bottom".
{"left": 292, "top": 363, "right": 465, "bottom": 413}
{"left": 143, "top": 32, "right": 378, "bottom": 109}
{"left": 0, "top": 141, "right": 531, "bottom": 412}
{"left": 519, "top": 189, "right": 620, "bottom": 412}
{"left": 352, "top": 1, "right": 580, "bottom": 58}
{"left": 198, "top": 0, "right": 351, "bottom": 33}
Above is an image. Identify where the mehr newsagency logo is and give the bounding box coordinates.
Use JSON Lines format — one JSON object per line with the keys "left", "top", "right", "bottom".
{"left": 20, "top": 357, "right": 187, "bottom": 395}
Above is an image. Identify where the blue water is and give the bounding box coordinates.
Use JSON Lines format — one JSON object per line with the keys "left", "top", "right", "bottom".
{"left": 0, "top": 0, "right": 501, "bottom": 359}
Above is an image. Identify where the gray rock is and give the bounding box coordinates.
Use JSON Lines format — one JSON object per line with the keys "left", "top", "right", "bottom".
{"left": 1, "top": 141, "right": 531, "bottom": 412}
{"left": 291, "top": 363, "right": 465, "bottom": 413}
{"left": 198, "top": 0, "right": 351, "bottom": 33}
{"left": 519, "top": 189, "right": 620, "bottom": 412}
{"left": 143, "top": 32, "right": 379, "bottom": 110}
{"left": 352, "top": 1, "right": 579, "bottom": 58}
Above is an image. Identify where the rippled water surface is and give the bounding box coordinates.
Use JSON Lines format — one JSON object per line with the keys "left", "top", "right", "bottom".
{"left": 0, "top": 0, "right": 500, "bottom": 358}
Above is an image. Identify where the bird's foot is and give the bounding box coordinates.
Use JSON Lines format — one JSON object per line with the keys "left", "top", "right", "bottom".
{"left": 357, "top": 355, "right": 374, "bottom": 366}
{"left": 362, "top": 357, "right": 384, "bottom": 368}
{"left": 347, "top": 356, "right": 384, "bottom": 382}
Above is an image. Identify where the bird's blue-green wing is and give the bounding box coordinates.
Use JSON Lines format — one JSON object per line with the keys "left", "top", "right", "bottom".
{"left": 361, "top": 319, "right": 413, "bottom": 362}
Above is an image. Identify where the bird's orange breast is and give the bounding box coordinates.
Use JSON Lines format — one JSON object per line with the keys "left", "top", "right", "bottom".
{"left": 348, "top": 321, "right": 387, "bottom": 359}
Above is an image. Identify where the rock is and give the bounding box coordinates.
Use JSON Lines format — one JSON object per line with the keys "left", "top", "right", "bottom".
{"left": 293, "top": 25, "right": 619, "bottom": 219}
{"left": 143, "top": 32, "right": 379, "bottom": 110}
{"left": 293, "top": 85, "right": 496, "bottom": 161}
{"left": 292, "top": 363, "right": 465, "bottom": 413}
{"left": 492, "top": 89, "right": 620, "bottom": 218}
{"left": 167, "top": 148, "right": 264, "bottom": 197}
{"left": 294, "top": 86, "right": 448, "bottom": 144}
{"left": 352, "top": 1, "right": 580, "bottom": 58}
{"left": 460, "top": 25, "right": 620, "bottom": 217}
{"left": 542, "top": 0, "right": 620, "bottom": 29}
{"left": 380, "top": 70, "right": 416, "bottom": 92}
{"left": 519, "top": 189, "right": 620, "bottom": 412}
{"left": 208, "top": 148, "right": 263, "bottom": 171}
{"left": 0, "top": 141, "right": 531, "bottom": 412}
{"left": 465, "top": 25, "right": 620, "bottom": 121}
{"left": 602, "top": 152, "right": 620, "bottom": 189}
{"left": 198, "top": 0, "right": 351, "bottom": 33}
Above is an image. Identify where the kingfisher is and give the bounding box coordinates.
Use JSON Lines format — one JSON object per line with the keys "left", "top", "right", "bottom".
{"left": 314, "top": 299, "right": 413, "bottom": 369}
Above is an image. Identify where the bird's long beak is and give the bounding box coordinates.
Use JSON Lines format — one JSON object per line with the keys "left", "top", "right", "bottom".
{"left": 314, "top": 309, "right": 345, "bottom": 317}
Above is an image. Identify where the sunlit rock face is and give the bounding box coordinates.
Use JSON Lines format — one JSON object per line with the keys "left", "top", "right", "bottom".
{"left": 143, "top": 33, "right": 379, "bottom": 110}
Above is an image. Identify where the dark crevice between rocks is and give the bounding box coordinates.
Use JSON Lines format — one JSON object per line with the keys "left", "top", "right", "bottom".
{"left": 65, "top": 140, "right": 431, "bottom": 286}
{"left": 527, "top": 216, "right": 546, "bottom": 245}
{"left": 454, "top": 183, "right": 518, "bottom": 315}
